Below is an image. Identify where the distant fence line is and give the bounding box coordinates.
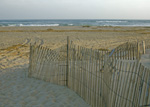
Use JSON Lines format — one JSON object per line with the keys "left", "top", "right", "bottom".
{"left": 28, "top": 37, "right": 150, "bottom": 107}
{"left": 108, "top": 39, "right": 150, "bottom": 60}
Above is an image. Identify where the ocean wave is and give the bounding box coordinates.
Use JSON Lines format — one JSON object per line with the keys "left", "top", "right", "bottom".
{"left": 96, "top": 21, "right": 128, "bottom": 23}
{"left": 18, "top": 24, "right": 60, "bottom": 26}
{"left": 3, "top": 23, "right": 72, "bottom": 27}
{"left": 68, "top": 24, "right": 73, "bottom": 26}
{"left": 8, "top": 24, "right": 17, "bottom": 26}
{"left": 0, "top": 19, "right": 150, "bottom": 27}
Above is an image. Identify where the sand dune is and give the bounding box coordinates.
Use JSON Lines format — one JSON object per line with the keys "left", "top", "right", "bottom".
{"left": 0, "top": 26, "right": 150, "bottom": 106}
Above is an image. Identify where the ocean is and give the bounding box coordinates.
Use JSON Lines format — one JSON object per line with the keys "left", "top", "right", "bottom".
{"left": 0, "top": 19, "right": 150, "bottom": 27}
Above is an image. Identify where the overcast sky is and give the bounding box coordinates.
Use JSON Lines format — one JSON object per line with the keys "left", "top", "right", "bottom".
{"left": 0, "top": 0, "right": 150, "bottom": 19}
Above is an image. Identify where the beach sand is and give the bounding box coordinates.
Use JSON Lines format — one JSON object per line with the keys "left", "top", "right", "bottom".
{"left": 0, "top": 26, "right": 150, "bottom": 106}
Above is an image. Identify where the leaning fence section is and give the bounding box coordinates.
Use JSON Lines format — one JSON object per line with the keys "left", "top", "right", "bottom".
{"left": 104, "top": 59, "right": 150, "bottom": 107}
{"left": 109, "top": 40, "right": 150, "bottom": 60}
{"left": 108, "top": 42, "right": 139, "bottom": 60}
{"left": 28, "top": 43, "right": 67, "bottom": 86}
{"left": 68, "top": 42, "right": 109, "bottom": 107}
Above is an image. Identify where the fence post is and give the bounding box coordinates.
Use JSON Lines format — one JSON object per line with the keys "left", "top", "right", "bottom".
{"left": 28, "top": 43, "right": 32, "bottom": 77}
{"left": 137, "top": 42, "right": 140, "bottom": 60}
{"left": 66, "top": 36, "right": 70, "bottom": 87}
{"left": 142, "top": 41, "right": 145, "bottom": 54}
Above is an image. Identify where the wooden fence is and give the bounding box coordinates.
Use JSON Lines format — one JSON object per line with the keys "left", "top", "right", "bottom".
{"left": 28, "top": 43, "right": 67, "bottom": 85}
{"left": 108, "top": 39, "right": 150, "bottom": 60}
{"left": 28, "top": 38, "right": 150, "bottom": 107}
{"left": 145, "top": 39, "right": 150, "bottom": 49}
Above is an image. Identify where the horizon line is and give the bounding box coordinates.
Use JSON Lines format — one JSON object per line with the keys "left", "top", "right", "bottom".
{"left": 0, "top": 18, "right": 150, "bottom": 20}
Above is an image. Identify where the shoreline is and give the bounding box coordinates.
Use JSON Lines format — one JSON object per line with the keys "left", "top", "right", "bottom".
{"left": 0, "top": 26, "right": 150, "bottom": 34}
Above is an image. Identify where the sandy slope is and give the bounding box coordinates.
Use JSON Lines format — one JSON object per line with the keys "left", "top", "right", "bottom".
{"left": 0, "top": 67, "right": 89, "bottom": 107}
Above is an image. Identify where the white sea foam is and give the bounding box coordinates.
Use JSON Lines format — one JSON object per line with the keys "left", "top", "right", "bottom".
{"left": 96, "top": 21, "right": 128, "bottom": 23}
{"left": 17, "top": 24, "right": 60, "bottom": 27}
{"left": 68, "top": 24, "right": 73, "bottom": 26}
{"left": 8, "top": 24, "right": 16, "bottom": 26}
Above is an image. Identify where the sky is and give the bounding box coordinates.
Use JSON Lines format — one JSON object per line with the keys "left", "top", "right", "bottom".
{"left": 0, "top": 0, "right": 150, "bottom": 19}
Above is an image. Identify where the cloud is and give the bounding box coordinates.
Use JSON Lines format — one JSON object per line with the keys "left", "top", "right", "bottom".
{"left": 0, "top": 0, "right": 150, "bottom": 19}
